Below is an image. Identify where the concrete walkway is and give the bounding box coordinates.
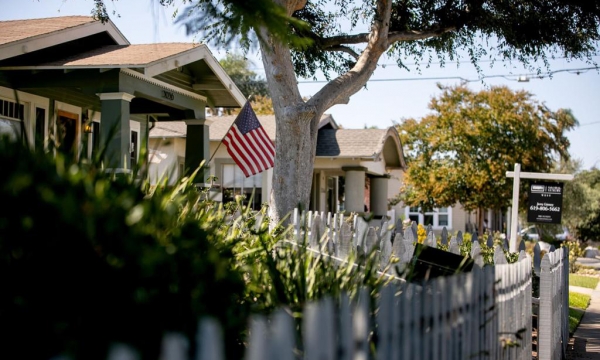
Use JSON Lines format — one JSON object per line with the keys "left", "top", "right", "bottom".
{"left": 568, "top": 261, "right": 600, "bottom": 359}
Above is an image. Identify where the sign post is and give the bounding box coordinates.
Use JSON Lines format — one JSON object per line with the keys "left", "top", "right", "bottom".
{"left": 506, "top": 164, "right": 573, "bottom": 252}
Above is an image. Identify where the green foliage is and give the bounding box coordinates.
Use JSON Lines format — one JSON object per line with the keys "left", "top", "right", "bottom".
{"left": 0, "top": 138, "right": 247, "bottom": 360}
{"left": 570, "top": 291, "right": 591, "bottom": 310}
{"left": 292, "top": 0, "right": 600, "bottom": 79}
{"left": 225, "top": 207, "right": 393, "bottom": 315}
{"left": 94, "top": 1, "right": 600, "bottom": 80}
{"left": 563, "top": 240, "right": 586, "bottom": 273}
{"left": 567, "top": 287, "right": 593, "bottom": 335}
{"left": 219, "top": 53, "right": 270, "bottom": 98}
{"left": 0, "top": 136, "right": 396, "bottom": 358}
{"left": 569, "top": 307, "right": 585, "bottom": 334}
{"left": 567, "top": 168, "right": 600, "bottom": 240}
{"left": 569, "top": 274, "right": 600, "bottom": 289}
{"left": 435, "top": 230, "right": 517, "bottom": 265}
{"left": 396, "top": 84, "right": 578, "bottom": 213}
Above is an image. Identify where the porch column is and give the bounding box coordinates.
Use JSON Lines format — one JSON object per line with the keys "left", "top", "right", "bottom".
{"left": 342, "top": 166, "right": 367, "bottom": 213}
{"left": 184, "top": 118, "right": 212, "bottom": 182}
{"left": 98, "top": 92, "right": 135, "bottom": 172}
{"left": 370, "top": 174, "right": 390, "bottom": 217}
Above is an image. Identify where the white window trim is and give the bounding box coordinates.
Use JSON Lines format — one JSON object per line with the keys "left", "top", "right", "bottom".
{"left": 404, "top": 206, "right": 453, "bottom": 230}
{"left": 130, "top": 120, "right": 141, "bottom": 166}
{"left": 0, "top": 86, "right": 49, "bottom": 149}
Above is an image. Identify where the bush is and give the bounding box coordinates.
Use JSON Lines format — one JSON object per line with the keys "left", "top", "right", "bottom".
{"left": 562, "top": 240, "right": 585, "bottom": 273}
{"left": 0, "top": 138, "right": 247, "bottom": 359}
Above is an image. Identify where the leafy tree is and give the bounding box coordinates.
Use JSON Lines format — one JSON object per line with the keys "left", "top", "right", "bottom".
{"left": 0, "top": 138, "right": 248, "bottom": 359}
{"left": 218, "top": 53, "right": 275, "bottom": 115}
{"left": 219, "top": 53, "right": 270, "bottom": 98}
{"left": 90, "top": 0, "right": 600, "bottom": 225}
{"left": 395, "top": 84, "right": 577, "bottom": 232}
{"left": 562, "top": 166, "right": 600, "bottom": 241}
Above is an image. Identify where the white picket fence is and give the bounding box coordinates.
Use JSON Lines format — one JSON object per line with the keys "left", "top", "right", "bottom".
{"left": 535, "top": 246, "right": 569, "bottom": 360}
{"left": 103, "top": 210, "right": 568, "bottom": 360}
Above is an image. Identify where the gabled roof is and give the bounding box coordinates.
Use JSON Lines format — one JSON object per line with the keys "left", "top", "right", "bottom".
{"left": 149, "top": 113, "right": 337, "bottom": 141}
{"left": 148, "top": 113, "right": 405, "bottom": 168}
{"left": 316, "top": 128, "right": 406, "bottom": 169}
{"left": 21, "top": 43, "right": 199, "bottom": 68}
{"left": 0, "top": 16, "right": 245, "bottom": 108}
{"left": 0, "top": 16, "right": 128, "bottom": 61}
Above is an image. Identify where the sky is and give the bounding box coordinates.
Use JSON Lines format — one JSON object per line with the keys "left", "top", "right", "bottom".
{"left": 3, "top": 0, "right": 600, "bottom": 170}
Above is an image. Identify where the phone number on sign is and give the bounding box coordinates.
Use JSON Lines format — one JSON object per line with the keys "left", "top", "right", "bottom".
{"left": 530, "top": 205, "right": 561, "bottom": 212}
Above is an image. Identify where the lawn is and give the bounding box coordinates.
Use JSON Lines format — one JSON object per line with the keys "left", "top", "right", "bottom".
{"left": 569, "top": 291, "right": 591, "bottom": 334}
{"left": 569, "top": 274, "right": 600, "bottom": 289}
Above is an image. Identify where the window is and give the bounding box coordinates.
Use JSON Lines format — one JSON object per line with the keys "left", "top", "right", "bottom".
{"left": 405, "top": 206, "right": 452, "bottom": 229}
{"left": 34, "top": 107, "right": 45, "bottom": 149}
{"left": 222, "top": 163, "right": 262, "bottom": 210}
{"left": 91, "top": 122, "right": 100, "bottom": 158}
{"left": 0, "top": 99, "right": 25, "bottom": 140}
{"left": 130, "top": 130, "right": 138, "bottom": 168}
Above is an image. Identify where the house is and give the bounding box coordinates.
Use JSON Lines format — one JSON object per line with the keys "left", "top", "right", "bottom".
{"left": 149, "top": 114, "right": 406, "bottom": 217}
{"left": 0, "top": 16, "right": 494, "bottom": 235}
{"left": 0, "top": 15, "right": 244, "bottom": 173}
{"left": 149, "top": 113, "right": 501, "bottom": 234}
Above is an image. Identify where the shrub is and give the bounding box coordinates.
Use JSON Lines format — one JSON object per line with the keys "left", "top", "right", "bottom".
{"left": 0, "top": 138, "right": 247, "bottom": 359}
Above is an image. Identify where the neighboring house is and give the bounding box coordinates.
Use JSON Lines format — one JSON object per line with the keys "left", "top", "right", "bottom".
{"left": 149, "top": 114, "right": 407, "bottom": 218}
{"left": 0, "top": 16, "right": 244, "bottom": 173}
{"left": 148, "top": 112, "right": 501, "bottom": 234}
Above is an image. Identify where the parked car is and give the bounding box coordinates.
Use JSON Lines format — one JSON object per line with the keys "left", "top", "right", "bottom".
{"left": 554, "top": 227, "right": 571, "bottom": 241}
{"left": 519, "top": 225, "right": 540, "bottom": 241}
{"left": 519, "top": 225, "right": 571, "bottom": 242}
{"left": 519, "top": 225, "right": 571, "bottom": 252}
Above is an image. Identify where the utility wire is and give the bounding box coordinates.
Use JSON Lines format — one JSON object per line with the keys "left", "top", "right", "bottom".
{"left": 295, "top": 66, "right": 600, "bottom": 84}
{"left": 245, "top": 54, "right": 600, "bottom": 71}
{"left": 580, "top": 121, "right": 600, "bottom": 127}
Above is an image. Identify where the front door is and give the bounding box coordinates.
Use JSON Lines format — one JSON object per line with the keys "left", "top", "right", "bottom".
{"left": 56, "top": 110, "right": 79, "bottom": 156}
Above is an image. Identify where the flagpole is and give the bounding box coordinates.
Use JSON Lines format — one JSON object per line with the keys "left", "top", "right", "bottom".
{"left": 207, "top": 95, "right": 253, "bottom": 165}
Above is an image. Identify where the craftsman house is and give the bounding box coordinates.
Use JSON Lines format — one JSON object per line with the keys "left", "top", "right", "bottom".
{"left": 149, "top": 113, "right": 494, "bottom": 233}
{"left": 0, "top": 15, "right": 244, "bottom": 173}
{"left": 149, "top": 114, "right": 408, "bottom": 218}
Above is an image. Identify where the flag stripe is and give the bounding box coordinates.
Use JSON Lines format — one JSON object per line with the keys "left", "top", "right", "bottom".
{"left": 246, "top": 130, "right": 273, "bottom": 168}
{"left": 254, "top": 125, "right": 275, "bottom": 152}
{"left": 222, "top": 102, "right": 275, "bottom": 177}
{"left": 248, "top": 131, "right": 274, "bottom": 167}
{"left": 235, "top": 126, "right": 264, "bottom": 172}
{"left": 225, "top": 130, "right": 258, "bottom": 176}
{"left": 253, "top": 126, "right": 276, "bottom": 155}
{"left": 223, "top": 129, "right": 256, "bottom": 176}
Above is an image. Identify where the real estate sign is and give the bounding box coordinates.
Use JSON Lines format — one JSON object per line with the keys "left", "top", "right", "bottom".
{"left": 527, "top": 182, "right": 563, "bottom": 224}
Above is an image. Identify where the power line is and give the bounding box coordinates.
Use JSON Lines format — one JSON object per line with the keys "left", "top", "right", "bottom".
{"left": 580, "top": 120, "right": 600, "bottom": 127}
{"left": 246, "top": 54, "right": 600, "bottom": 71}
{"left": 295, "top": 66, "right": 600, "bottom": 84}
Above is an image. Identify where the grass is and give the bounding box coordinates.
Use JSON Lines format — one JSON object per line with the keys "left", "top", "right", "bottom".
{"left": 569, "top": 291, "right": 591, "bottom": 334}
{"left": 570, "top": 292, "right": 591, "bottom": 309}
{"left": 569, "top": 308, "right": 585, "bottom": 334}
{"left": 569, "top": 274, "right": 600, "bottom": 289}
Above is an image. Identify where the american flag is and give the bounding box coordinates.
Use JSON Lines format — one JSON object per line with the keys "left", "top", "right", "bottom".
{"left": 222, "top": 102, "right": 275, "bottom": 177}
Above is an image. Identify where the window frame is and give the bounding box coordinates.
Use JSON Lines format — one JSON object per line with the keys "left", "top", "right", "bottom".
{"left": 0, "top": 87, "right": 49, "bottom": 149}
{"left": 404, "top": 206, "right": 452, "bottom": 230}
{"left": 215, "top": 158, "right": 263, "bottom": 210}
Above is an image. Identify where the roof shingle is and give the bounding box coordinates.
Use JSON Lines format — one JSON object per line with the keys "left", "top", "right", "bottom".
{"left": 34, "top": 43, "right": 200, "bottom": 67}
{"left": 0, "top": 16, "right": 96, "bottom": 46}
{"left": 149, "top": 115, "right": 394, "bottom": 158}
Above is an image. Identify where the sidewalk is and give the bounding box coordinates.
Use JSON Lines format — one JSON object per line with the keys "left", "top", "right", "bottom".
{"left": 568, "top": 260, "right": 600, "bottom": 359}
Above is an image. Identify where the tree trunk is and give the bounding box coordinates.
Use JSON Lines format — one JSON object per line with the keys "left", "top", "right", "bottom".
{"left": 260, "top": 0, "right": 391, "bottom": 225}
{"left": 258, "top": 25, "right": 320, "bottom": 225}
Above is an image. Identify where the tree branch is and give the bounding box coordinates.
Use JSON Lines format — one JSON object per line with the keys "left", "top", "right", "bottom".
{"left": 324, "top": 46, "right": 360, "bottom": 60}
{"left": 308, "top": 0, "right": 393, "bottom": 114}
{"left": 318, "top": 26, "right": 457, "bottom": 49}
{"left": 388, "top": 27, "right": 457, "bottom": 43}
